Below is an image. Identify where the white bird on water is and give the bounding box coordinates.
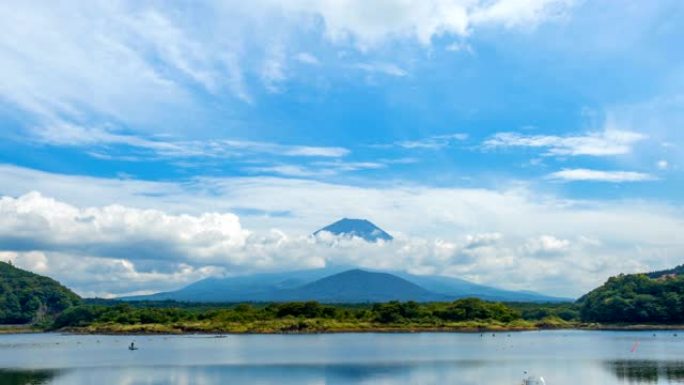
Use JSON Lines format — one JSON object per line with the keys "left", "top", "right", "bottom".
{"left": 521, "top": 371, "right": 546, "bottom": 385}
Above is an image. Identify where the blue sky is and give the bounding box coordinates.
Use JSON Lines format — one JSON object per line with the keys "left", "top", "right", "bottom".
{"left": 1, "top": 0, "right": 683, "bottom": 297}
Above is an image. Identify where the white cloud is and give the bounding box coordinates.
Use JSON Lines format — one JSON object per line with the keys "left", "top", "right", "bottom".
{"left": 261, "top": 44, "right": 288, "bottom": 93}
{"left": 1, "top": 165, "right": 684, "bottom": 297}
{"left": 0, "top": 191, "right": 538, "bottom": 296}
{"left": 0, "top": 191, "right": 249, "bottom": 264}
{"left": 445, "top": 41, "right": 474, "bottom": 54}
{"left": 470, "top": 0, "right": 574, "bottom": 28}
{"left": 484, "top": 129, "right": 647, "bottom": 156}
{"left": 354, "top": 62, "right": 408, "bottom": 77}
{"left": 295, "top": 52, "right": 320, "bottom": 65}
{"left": 314, "top": 160, "right": 386, "bottom": 172}
{"left": 395, "top": 133, "right": 469, "bottom": 149}
{"left": 523, "top": 235, "right": 570, "bottom": 256}
{"left": 464, "top": 233, "right": 502, "bottom": 248}
{"left": 657, "top": 160, "right": 669, "bottom": 170}
{"left": 286, "top": 0, "right": 575, "bottom": 47}
{"left": 548, "top": 169, "right": 656, "bottom": 183}
{"left": 0, "top": 251, "right": 225, "bottom": 298}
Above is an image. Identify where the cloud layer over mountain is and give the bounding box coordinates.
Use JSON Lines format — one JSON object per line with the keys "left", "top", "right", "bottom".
{"left": 1, "top": 164, "right": 682, "bottom": 298}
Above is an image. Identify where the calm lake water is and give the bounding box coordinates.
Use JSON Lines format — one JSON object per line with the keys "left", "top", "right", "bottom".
{"left": 1, "top": 330, "right": 683, "bottom": 384}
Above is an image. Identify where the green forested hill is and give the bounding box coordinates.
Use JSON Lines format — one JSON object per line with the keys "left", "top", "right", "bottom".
{"left": 579, "top": 270, "right": 684, "bottom": 323}
{"left": 0, "top": 261, "right": 81, "bottom": 324}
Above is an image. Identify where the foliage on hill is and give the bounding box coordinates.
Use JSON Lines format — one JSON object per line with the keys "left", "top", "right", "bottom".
{"left": 579, "top": 272, "right": 684, "bottom": 323}
{"left": 52, "top": 298, "right": 576, "bottom": 333}
{"left": 647, "top": 264, "right": 684, "bottom": 279}
{"left": 0, "top": 261, "right": 81, "bottom": 324}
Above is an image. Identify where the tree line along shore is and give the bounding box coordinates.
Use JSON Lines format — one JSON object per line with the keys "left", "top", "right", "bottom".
{"left": 51, "top": 299, "right": 580, "bottom": 334}
{"left": 3, "top": 261, "right": 684, "bottom": 334}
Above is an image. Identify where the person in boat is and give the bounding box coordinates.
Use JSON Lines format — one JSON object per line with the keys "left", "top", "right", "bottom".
{"left": 129, "top": 342, "right": 136, "bottom": 350}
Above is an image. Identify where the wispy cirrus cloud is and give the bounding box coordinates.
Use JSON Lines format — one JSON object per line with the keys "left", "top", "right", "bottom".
{"left": 30, "top": 122, "right": 349, "bottom": 160}
{"left": 547, "top": 168, "right": 656, "bottom": 183}
{"left": 354, "top": 62, "right": 407, "bottom": 77}
{"left": 0, "top": 0, "right": 576, "bottom": 131}
{"left": 245, "top": 160, "right": 386, "bottom": 178}
{"left": 294, "top": 52, "right": 320, "bottom": 65}
{"left": 260, "top": 44, "right": 288, "bottom": 93}
{"left": 396, "top": 133, "right": 469, "bottom": 150}
{"left": 371, "top": 133, "right": 469, "bottom": 151}
{"left": 26, "top": 122, "right": 432, "bottom": 177}
{"left": 484, "top": 129, "right": 647, "bottom": 156}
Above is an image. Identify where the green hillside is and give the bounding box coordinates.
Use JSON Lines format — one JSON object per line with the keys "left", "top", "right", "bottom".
{"left": 579, "top": 267, "right": 684, "bottom": 323}
{"left": 0, "top": 261, "right": 81, "bottom": 324}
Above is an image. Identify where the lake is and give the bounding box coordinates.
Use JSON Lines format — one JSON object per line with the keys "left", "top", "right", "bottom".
{"left": 1, "top": 330, "right": 683, "bottom": 384}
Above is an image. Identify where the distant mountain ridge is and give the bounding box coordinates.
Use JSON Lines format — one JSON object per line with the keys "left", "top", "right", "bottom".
{"left": 314, "top": 218, "right": 393, "bottom": 242}
{"left": 129, "top": 267, "right": 349, "bottom": 303}
{"left": 125, "top": 267, "right": 569, "bottom": 303}
{"left": 276, "top": 269, "right": 444, "bottom": 302}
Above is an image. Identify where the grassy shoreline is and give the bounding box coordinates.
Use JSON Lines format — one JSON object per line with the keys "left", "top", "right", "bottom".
{"left": 0, "top": 325, "right": 44, "bottom": 334}
{"left": 5, "top": 322, "right": 684, "bottom": 335}
{"left": 52, "top": 321, "right": 684, "bottom": 335}
{"left": 60, "top": 321, "right": 550, "bottom": 335}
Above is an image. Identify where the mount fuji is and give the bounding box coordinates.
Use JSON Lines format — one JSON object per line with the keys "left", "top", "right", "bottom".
{"left": 124, "top": 219, "right": 571, "bottom": 303}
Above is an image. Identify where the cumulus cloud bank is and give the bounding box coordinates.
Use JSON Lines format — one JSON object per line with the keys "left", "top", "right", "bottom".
{"left": 1, "top": 179, "right": 683, "bottom": 298}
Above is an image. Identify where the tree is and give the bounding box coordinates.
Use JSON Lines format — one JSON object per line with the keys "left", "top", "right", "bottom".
{"left": 579, "top": 272, "right": 684, "bottom": 323}
{"left": 0, "top": 262, "right": 81, "bottom": 324}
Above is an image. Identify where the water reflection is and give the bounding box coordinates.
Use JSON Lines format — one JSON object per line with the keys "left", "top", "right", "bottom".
{"left": 608, "top": 361, "right": 684, "bottom": 383}
{"left": 2, "top": 362, "right": 684, "bottom": 385}
{"left": 3, "top": 332, "right": 684, "bottom": 384}
{"left": 0, "top": 369, "right": 58, "bottom": 385}
{"left": 0, "top": 363, "right": 491, "bottom": 385}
